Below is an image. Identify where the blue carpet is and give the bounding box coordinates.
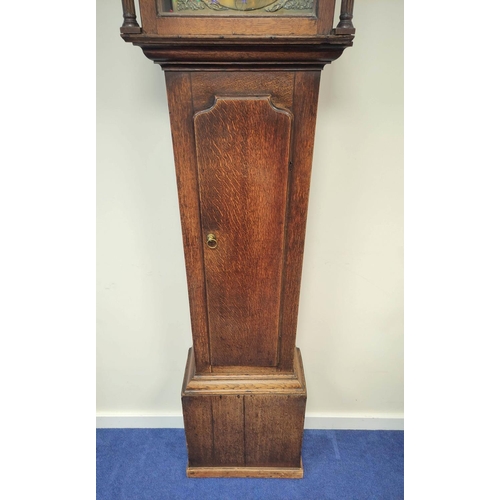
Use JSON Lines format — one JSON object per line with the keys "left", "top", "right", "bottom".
{"left": 97, "top": 429, "right": 403, "bottom": 500}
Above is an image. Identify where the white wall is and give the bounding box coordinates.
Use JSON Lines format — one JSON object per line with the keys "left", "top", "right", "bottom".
{"left": 97, "top": 0, "right": 403, "bottom": 427}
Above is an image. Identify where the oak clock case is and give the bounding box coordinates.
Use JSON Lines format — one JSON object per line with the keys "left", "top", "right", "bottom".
{"left": 119, "top": 0, "right": 356, "bottom": 478}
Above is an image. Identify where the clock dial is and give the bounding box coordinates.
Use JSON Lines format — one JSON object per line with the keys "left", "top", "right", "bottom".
{"left": 220, "top": 0, "right": 277, "bottom": 10}
{"left": 159, "top": 0, "right": 314, "bottom": 16}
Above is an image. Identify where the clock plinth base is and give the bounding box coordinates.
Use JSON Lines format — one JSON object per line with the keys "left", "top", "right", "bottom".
{"left": 181, "top": 348, "right": 307, "bottom": 478}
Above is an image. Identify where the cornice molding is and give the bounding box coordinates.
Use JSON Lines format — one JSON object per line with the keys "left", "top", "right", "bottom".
{"left": 121, "top": 34, "right": 354, "bottom": 70}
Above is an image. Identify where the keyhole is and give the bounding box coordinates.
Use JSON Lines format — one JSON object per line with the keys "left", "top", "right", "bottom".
{"left": 207, "top": 233, "right": 217, "bottom": 249}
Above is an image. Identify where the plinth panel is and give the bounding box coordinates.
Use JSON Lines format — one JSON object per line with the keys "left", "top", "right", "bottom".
{"left": 244, "top": 394, "right": 305, "bottom": 468}
{"left": 183, "top": 394, "right": 245, "bottom": 467}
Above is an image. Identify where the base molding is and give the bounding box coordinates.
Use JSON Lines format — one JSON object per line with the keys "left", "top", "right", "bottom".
{"left": 187, "top": 459, "right": 303, "bottom": 479}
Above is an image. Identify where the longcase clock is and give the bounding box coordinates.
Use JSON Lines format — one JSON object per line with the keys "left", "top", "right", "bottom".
{"left": 119, "top": 0, "right": 356, "bottom": 478}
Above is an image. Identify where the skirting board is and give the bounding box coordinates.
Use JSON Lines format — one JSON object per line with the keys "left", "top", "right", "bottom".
{"left": 96, "top": 414, "right": 403, "bottom": 431}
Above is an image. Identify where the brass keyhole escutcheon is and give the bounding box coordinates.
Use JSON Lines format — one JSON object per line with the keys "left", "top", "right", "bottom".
{"left": 207, "top": 233, "right": 217, "bottom": 249}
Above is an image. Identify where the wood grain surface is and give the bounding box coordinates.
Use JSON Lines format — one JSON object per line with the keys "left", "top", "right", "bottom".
{"left": 244, "top": 393, "right": 306, "bottom": 467}
{"left": 165, "top": 71, "right": 322, "bottom": 372}
{"left": 278, "top": 70, "right": 321, "bottom": 371}
{"left": 186, "top": 462, "right": 303, "bottom": 478}
{"left": 182, "top": 396, "right": 213, "bottom": 466}
{"left": 182, "top": 347, "right": 307, "bottom": 395}
{"left": 190, "top": 72, "right": 294, "bottom": 113}
{"left": 182, "top": 348, "right": 307, "bottom": 470}
{"left": 195, "top": 97, "right": 292, "bottom": 367}
{"left": 212, "top": 394, "right": 245, "bottom": 466}
{"left": 165, "top": 72, "right": 212, "bottom": 372}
